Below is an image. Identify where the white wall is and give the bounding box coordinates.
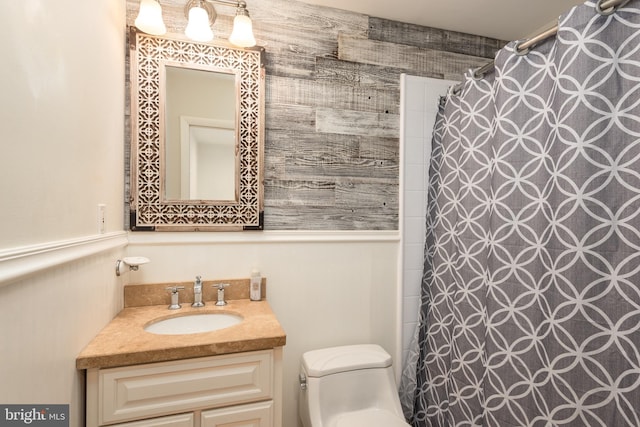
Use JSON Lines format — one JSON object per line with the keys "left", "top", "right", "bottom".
{"left": 400, "top": 75, "right": 457, "bottom": 365}
{"left": 127, "top": 231, "right": 400, "bottom": 427}
{"left": 0, "top": 1, "right": 127, "bottom": 426}
{"left": 0, "top": 0, "right": 126, "bottom": 248}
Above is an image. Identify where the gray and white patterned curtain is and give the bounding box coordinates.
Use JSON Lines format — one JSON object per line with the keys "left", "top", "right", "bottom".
{"left": 400, "top": 1, "right": 640, "bottom": 426}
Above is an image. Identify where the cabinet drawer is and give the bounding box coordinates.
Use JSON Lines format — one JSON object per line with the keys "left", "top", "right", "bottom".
{"left": 201, "top": 401, "right": 273, "bottom": 427}
{"left": 99, "top": 350, "right": 273, "bottom": 425}
{"left": 113, "top": 413, "right": 194, "bottom": 427}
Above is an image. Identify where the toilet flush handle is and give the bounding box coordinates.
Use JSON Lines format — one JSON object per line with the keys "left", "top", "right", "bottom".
{"left": 299, "top": 373, "right": 307, "bottom": 390}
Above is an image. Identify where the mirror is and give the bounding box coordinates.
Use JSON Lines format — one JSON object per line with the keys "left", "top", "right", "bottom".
{"left": 129, "top": 29, "right": 265, "bottom": 230}
{"left": 164, "top": 66, "right": 237, "bottom": 201}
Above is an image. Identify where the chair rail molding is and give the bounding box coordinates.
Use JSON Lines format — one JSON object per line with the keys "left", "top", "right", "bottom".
{"left": 0, "top": 231, "right": 128, "bottom": 287}
{"left": 127, "top": 230, "right": 401, "bottom": 245}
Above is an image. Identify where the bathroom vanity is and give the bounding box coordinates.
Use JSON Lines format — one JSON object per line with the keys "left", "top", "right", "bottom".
{"left": 77, "top": 280, "right": 286, "bottom": 427}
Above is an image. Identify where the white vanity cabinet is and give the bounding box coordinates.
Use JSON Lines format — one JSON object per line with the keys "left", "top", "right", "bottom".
{"left": 85, "top": 348, "right": 283, "bottom": 427}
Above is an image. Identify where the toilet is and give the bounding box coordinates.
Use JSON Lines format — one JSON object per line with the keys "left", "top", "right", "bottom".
{"left": 299, "top": 344, "right": 410, "bottom": 427}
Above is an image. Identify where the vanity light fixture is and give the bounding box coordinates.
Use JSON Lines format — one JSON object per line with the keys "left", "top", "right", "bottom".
{"left": 134, "top": 0, "right": 257, "bottom": 47}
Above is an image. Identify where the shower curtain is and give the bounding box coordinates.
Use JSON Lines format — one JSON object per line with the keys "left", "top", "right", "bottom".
{"left": 400, "top": 1, "right": 640, "bottom": 426}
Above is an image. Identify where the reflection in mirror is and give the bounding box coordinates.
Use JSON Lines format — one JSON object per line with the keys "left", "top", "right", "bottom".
{"left": 129, "top": 29, "right": 265, "bottom": 231}
{"left": 180, "top": 117, "right": 236, "bottom": 200}
{"left": 164, "top": 66, "right": 238, "bottom": 201}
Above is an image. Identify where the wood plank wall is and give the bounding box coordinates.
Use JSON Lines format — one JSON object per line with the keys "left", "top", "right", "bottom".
{"left": 125, "top": 0, "right": 507, "bottom": 231}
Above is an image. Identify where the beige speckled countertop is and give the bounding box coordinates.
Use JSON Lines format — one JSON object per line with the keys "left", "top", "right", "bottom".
{"left": 76, "top": 281, "right": 286, "bottom": 370}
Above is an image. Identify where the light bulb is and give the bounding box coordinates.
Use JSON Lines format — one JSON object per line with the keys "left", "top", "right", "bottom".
{"left": 185, "top": 6, "right": 214, "bottom": 42}
{"left": 134, "top": 0, "right": 167, "bottom": 36}
{"left": 229, "top": 13, "right": 256, "bottom": 47}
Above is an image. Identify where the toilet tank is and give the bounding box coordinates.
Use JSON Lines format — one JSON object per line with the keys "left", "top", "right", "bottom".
{"left": 299, "top": 345, "right": 404, "bottom": 426}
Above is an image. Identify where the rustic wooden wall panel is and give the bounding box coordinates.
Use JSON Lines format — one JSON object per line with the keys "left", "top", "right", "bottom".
{"left": 368, "top": 17, "right": 507, "bottom": 59}
{"left": 265, "top": 180, "right": 336, "bottom": 207}
{"left": 338, "top": 35, "right": 493, "bottom": 81}
{"left": 267, "top": 75, "right": 398, "bottom": 113}
{"left": 125, "top": 0, "right": 506, "bottom": 231}
{"left": 315, "top": 57, "right": 443, "bottom": 88}
{"left": 286, "top": 151, "right": 397, "bottom": 180}
{"left": 336, "top": 181, "right": 398, "bottom": 208}
{"left": 264, "top": 103, "right": 316, "bottom": 132}
{"left": 316, "top": 108, "right": 399, "bottom": 138}
{"left": 264, "top": 206, "right": 398, "bottom": 230}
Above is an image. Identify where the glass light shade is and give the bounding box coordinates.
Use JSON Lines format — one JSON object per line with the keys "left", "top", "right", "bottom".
{"left": 134, "top": 0, "right": 167, "bottom": 35}
{"left": 185, "top": 6, "right": 214, "bottom": 42}
{"left": 229, "top": 14, "right": 256, "bottom": 47}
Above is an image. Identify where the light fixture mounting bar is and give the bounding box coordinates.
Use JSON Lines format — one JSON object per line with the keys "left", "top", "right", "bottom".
{"left": 205, "top": 0, "right": 248, "bottom": 8}
{"left": 183, "top": 0, "right": 249, "bottom": 25}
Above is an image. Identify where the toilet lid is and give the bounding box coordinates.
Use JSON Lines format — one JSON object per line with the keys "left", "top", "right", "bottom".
{"left": 302, "top": 344, "right": 392, "bottom": 377}
{"left": 330, "top": 409, "right": 410, "bottom": 427}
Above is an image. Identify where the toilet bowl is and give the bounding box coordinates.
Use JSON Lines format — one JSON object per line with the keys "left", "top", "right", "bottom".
{"left": 299, "top": 344, "right": 410, "bottom": 427}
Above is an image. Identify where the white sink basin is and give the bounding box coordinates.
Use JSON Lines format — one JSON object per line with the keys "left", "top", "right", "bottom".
{"left": 144, "top": 313, "right": 243, "bottom": 335}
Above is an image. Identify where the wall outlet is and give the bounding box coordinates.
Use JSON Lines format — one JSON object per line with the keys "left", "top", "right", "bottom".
{"left": 97, "top": 204, "right": 106, "bottom": 234}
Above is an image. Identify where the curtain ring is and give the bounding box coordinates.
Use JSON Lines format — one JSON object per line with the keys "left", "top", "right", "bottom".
{"left": 471, "top": 62, "right": 494, "bottom": 80}
{"left": 471, "top": 66, "right": 492, "bottom": 81}
{"left": 514, "top": 41, "right": 531, "bottom": 56}
{"left": 596, "top": 0, "right": 630, "bottom": 16}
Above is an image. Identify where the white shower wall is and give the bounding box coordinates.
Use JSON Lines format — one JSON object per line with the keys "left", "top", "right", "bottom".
{"left": 400, "top": 75, "right": 458, "bottom": 365}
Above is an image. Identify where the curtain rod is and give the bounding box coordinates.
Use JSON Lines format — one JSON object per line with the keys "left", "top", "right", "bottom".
{"left": 451, "top": 0, "right": 630, "bottom": 94}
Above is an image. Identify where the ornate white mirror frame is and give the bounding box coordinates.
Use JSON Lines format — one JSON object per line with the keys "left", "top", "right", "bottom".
{"left": 129, "top": 28, "right": 265, "bottom": 231}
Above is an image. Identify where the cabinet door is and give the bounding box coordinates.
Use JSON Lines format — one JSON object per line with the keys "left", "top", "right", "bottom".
{"left": 115, "top": 413, "right": 194, "bottom": 427}
{"left": 201, "top": 401, "right": 273, "bottom": 427}
{"left": 100, "top": 351, "right": 273, "bottom": 425}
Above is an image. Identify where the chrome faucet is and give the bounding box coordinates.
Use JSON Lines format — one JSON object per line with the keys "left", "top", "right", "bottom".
{"left": 213, "top": 283, "right": 230, "bottom": 306}
{"left": 192, "top": 275, "right": 205, "bottom": 307}
{"left": 166, "top": 286, "right": 185, "bottom": 310}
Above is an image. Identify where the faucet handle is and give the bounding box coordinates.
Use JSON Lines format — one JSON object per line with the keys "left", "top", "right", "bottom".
{"left": 213, "top": 283, "right": 230, "bottom": 306}
{"left": 166, "top": 286, "right": 185, "bottom": 310}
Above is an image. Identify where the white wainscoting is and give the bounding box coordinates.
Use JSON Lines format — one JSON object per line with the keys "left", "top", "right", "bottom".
{"left": 127, "top": 230, "right": 400, "bottom": 427}
{"left": 0, "top": 232, "right": 127, "bottom": 427}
